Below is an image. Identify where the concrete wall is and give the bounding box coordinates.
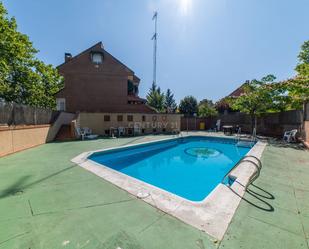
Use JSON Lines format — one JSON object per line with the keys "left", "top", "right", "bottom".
{"left": 0, "top": 125, "right": 50, "bottom": 157}
{"left": 0, "top": 111, "right": 76, "bottom": 157}
{"left": 46, "top": 112, "right": 76, "bottom": 142}
{"left": 78, "top": 112, "right": 182, "bottom": 135}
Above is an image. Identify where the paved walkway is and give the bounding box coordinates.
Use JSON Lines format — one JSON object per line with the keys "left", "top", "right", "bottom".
{"left": 0, "top": 135, "right": 308, "bottom": 249}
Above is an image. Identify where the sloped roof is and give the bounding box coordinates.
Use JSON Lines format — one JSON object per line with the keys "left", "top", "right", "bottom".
{"left": 57, "top": 41, "right": 140, "bottom": 82}
{"left": 127, "top": 95, "right": 146, "bottom": 103}
{"left": 227, "top": 83, "right": 246, "bottom": 97}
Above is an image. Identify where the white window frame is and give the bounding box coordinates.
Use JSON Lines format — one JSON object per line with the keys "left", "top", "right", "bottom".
{"left": 92, "top": 53, "right": 103, "bottom": 64}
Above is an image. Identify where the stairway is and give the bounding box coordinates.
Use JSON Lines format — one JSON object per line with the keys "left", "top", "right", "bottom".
{"left": 55, "top": 124, "right": 75, "bottom": 141}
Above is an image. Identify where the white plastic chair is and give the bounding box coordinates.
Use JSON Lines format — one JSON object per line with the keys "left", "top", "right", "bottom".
{"left": 118, "top": 127, "right": 125, "bottom": 136}
{"left": 133, "top": 124, "right": 141, "bottom": 136}
{"left": 83, "top": 127, "right": 92, "bottom": 135}
{"left": 283, "top": 129, "right": 297, "bottom": 143}
{"left": 75, "top": 127, "right": 98, "bottom": 140}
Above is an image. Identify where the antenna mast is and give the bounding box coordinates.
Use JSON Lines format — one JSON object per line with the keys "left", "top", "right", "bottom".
{"left": 152, "top": 11, "right": 158, "bottom": 86}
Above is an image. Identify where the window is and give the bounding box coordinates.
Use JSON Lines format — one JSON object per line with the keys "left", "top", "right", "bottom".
{"left": 142, "top": 129, "right": 145, "bottom": 134}
{"left": 104, "top": 115, "right": 110, "bottom": 121}
{"left": 127, "top": 80, "right": 139, "bottom": 95}
{"left": 142, "top": 115, "right": 146, "bottom": 122}
{"left": 117, "top": 115, "right": 123, "bottom": 122}
{"left": 127, "top": 80, "right": 134, "bottom": 95}
{"left": 56, "top": 98, "right": 66, "bottom": 111}
{"left": 127, "top": 115, "right": 133, "bottom": 122}
{"left": 91, "top": 52, "right": 103, "bottom": 64}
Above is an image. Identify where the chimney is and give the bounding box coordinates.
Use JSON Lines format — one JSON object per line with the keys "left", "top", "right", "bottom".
{"left": 65, "top": 53, "right": 72, "bottom": 62}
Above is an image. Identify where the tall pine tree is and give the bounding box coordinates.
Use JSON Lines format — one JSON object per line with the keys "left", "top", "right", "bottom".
{"left": 164, "top": 89, "right": 177, "bottom": 113}
{"left": 146, "top": 82, "right": 165, "bottom": 112}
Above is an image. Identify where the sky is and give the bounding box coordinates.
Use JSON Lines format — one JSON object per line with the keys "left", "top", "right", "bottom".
{"left": 2, "top": 0, "right": 309, "bottom": 103}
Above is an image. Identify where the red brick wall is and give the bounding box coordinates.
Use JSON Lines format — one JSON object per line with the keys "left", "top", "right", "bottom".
{"left": 56, "top": 43, "right": 154, "bottom": 113}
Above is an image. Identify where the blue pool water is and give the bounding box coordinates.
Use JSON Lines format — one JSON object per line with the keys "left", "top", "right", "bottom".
{"left": 89, "top": 136, "right": 251, "bottom": 201}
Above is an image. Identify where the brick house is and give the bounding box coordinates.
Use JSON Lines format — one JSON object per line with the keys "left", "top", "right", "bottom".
{"left": 54, "top": 42, "right": 181, "bottom": 136}
{"left": 227, "top": 83, "right": 246, "bottom": 98}
{"left": 55, "top": 42, "right": 155, "bottom": 114}
{"left": 216, "top": 82, "right": 247, "bottom": 114}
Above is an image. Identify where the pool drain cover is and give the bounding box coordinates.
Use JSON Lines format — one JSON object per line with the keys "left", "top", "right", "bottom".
{"left": 184, "top": 147, "right": 221, "bottom": 158}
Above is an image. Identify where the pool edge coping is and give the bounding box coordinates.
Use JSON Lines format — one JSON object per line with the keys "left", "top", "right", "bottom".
{"left": 71, "top": 134, "right": 267, "bottom": 240}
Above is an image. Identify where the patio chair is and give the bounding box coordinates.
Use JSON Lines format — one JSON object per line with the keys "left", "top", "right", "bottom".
{"left": 109, "top": 127, "right": 117, "bottom": 138}
{"left": 133, "top": 124, "right": 141, "bottom": 136}
{"left": 283, "top": 129, "right": 297, "bottom": 143}
{"left": 76, "top": 127, "right": 98, "bottom": 140}
{"left": 118, "top": 127, "right": 125, "bottom": 136}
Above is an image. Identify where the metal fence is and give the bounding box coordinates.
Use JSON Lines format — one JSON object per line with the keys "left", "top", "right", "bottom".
{"left": 0, "top": 101, "right": 60, "bottom": 126}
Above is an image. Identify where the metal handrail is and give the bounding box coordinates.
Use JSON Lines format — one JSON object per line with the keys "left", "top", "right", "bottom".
{"left": 236, "top": 127, "right": 258, "bottom": 147}
{"left": 240, "top": 159, "right": 261, "bottom": 186}
{"left": 251, "top": 128, "right": 257, "bottom": 144}
{"left": 221, "top": 155, "right": 262, "bottom": 187}
{"left": 221, "top": 158, "right": 246, "bottom": 185}
{"left": 242, "top": 155, "right": 262, "bottom": 170}
{"left": 237, "top": 127, "right": 242, "bottom": 143}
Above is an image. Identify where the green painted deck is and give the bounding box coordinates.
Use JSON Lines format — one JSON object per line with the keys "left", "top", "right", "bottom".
{"left": 0, "top": 135, "right": 308, "bottom": 249}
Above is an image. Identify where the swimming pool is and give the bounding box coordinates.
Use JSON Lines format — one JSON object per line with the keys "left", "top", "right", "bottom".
{"left": 89, "top": 136, "right": 252, "bottom": 202}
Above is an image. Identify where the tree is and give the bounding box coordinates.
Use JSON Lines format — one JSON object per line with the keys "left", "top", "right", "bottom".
{"left": 296, "top": 40, "right": 309, "bottom": 71}
{"left": 228, "top": 75, "right": 282, "bottom": 132}
{"left": 179, "top": 96, "right": 198, "bottom": 116}
{"left": 164, "top": 89, "right": 177, "bottom": 113}
{"left": 146, "top": 82, "right": 165, "bottom": 112}
{"left": 292, "top": 40, "right": 309, "bottom": 102}
{"left": 215, "top": 98, "right": 234, "bottom": 113}
{"left": 281, "top": 76, "right": 309, "bottom": 108}
{"left": 0, "top": 3, "right": 63, "bottom": 108}
{"left": 198, "top": 99, "right": 217, "bottom": 117}
{"left": 275, "top": 41, "right": 309, "bottom": 110}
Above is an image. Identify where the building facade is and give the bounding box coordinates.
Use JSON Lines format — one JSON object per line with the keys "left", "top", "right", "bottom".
{"left": 55, "top": 42, "right": 155, "bottom": 114}
{"left": 78, "top": 112, "right": 181, "bottom": 136}
{"left": 55, "top": 42, "right": 182, "bottom": 135}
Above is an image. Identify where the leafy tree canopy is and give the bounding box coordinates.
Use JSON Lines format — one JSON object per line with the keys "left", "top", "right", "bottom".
{"left": 227, "top": 75, "right": 287, "bottom": 130}
{"left": 295, "top": 40, "right": 309, "bottom": 78}
{"left": 228, "top": 75, "right": 283, "bottom": 115}
{"left": 277, "top": 40, "right": 309, "bottom": 109}
{"left": 179, "top": 96, "right": 198, "bottom": 116}
{"left": 215, "top": 98, "right": 234, "bottom": 113}
{"left": 295, "top": 40, "right": 309, "bottom": 77}
{"left": 198, "top": 99, "right": 217, "bottom": 117}
{"left": 0, "top": 2, "right": 63, "bottom": 108}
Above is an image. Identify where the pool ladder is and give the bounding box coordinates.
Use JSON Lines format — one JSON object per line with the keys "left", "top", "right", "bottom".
{"left": 236, "top": 128, "right": 257, "bottom": 147}
{"left": 221, "top": 155, "right": 262, "bottom": 188}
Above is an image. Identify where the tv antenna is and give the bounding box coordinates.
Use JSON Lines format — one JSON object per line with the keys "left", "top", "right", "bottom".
{"left": 152, "top": 11, "right": 158, "bottom": 86}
